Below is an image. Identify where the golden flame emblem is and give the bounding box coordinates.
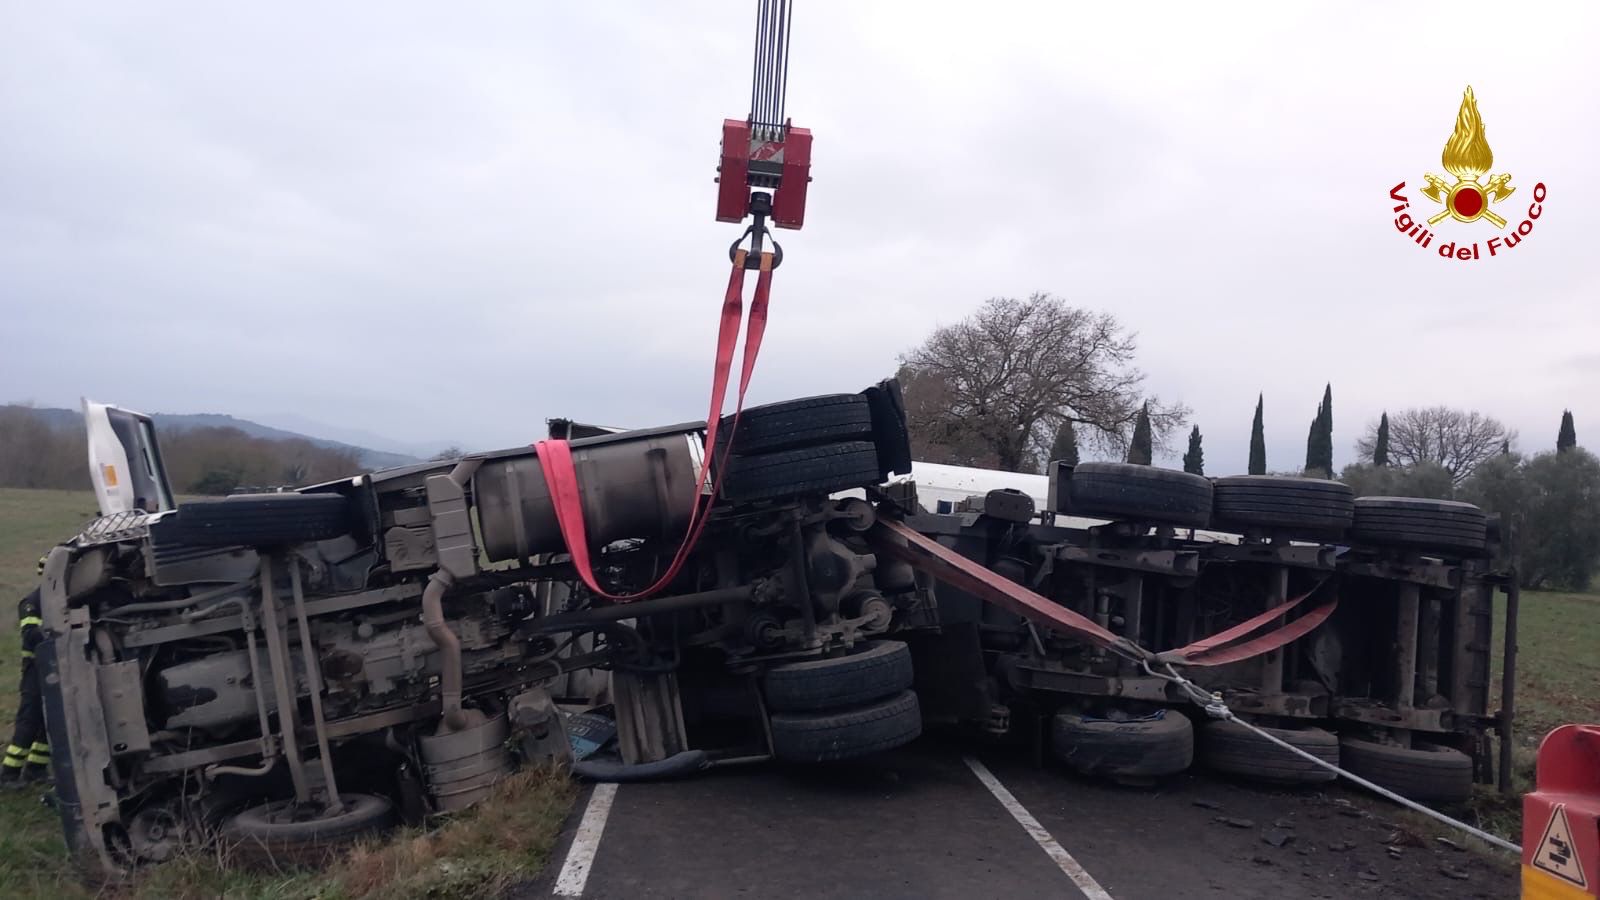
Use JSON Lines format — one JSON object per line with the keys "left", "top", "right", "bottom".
{"left": 1420, "top": 87, "right": 1515, "bottom": 227}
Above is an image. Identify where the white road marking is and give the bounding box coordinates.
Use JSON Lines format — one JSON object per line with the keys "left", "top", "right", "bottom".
{"left": 553, "top": 782, "right": 618, "bottom": 897}
{"left": 964, "top": 756, "right": 1114, "bottom": 900}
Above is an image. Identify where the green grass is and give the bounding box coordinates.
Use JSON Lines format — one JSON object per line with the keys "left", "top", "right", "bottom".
{"left": 1464, "top": 587, "right": 1600, "bottom": 843}
{"left": 0, "top": 488, "right": 575, "bottom": 899}
{"left": 0, "top": 489, "right": 102, "bottom": 900}
{"left": 1494, "top": 589, "right": 1600, "bottom": 743}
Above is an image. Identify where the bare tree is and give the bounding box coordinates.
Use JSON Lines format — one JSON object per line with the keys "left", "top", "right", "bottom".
{"left": 1354, "top": 406, "right": 1514, "bottom": 485}
{"left": 898, "top": 294, "right": 1187, "bottom": 472}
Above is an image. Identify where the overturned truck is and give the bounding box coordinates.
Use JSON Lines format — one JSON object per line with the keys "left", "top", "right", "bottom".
{"left": 41, "top": 385, "right": 924, "bottom": 869}
{"left": 36, "top": 392, "right": 1517, "bottom": 873}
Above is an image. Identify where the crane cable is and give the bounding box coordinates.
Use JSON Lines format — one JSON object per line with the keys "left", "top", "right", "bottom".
{"left": 750, "top": 0, "right": 794, "bottom": 130}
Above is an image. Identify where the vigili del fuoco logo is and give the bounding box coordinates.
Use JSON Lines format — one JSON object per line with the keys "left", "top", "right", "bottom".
{"left": 1389, "top": 86, "right": 1546, "bottom": 261}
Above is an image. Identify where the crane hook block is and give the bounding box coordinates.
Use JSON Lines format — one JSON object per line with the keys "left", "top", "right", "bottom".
{"left": 716, "top": 118, "right": 811, "bottom": 230}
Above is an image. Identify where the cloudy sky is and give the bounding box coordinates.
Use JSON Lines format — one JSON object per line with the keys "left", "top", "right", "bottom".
{"left": 3, "top": 1, "right": 1596, "bottom": 472}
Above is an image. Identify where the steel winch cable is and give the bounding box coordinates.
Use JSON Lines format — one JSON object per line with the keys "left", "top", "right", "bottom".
{"left": 1131, "top": 653, "right": 1523, "bottom": 855}
{"left": 749, "top": 0, "right": 793, "bottom": 128}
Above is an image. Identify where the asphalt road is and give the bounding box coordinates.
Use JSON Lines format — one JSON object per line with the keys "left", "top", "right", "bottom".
{"left": 516, "top": 738, "right": 1518, "bottom": 899}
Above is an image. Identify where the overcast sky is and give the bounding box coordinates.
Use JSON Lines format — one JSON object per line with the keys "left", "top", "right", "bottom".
{"left": 3, "top": 1, "right": 1597, "bottom": 472}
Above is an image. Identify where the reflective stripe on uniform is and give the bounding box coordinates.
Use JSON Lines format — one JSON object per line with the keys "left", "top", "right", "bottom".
{"left": 4, "top": 744, "right": 24, "bottom": 758}
{"left": 25, "top": 754, "right": 48, "bottom": 765}
{"left": 18, "top": 616, "right": 41, "bottom": 629}
{"left": 30, "top": 742, "right": 48, "bottom": 753}
{"left": 1, "top": 746, "right": 23, "bottom": 768}
{"left": 19, "top": 649, "right": 33, "bottom": 658}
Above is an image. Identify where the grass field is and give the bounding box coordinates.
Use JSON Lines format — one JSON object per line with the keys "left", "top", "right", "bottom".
{"left": 1494, "top": 589, "right": 1600, "bottom": 744}
{"left": 0, "top": 488, "right": 574, "bottom": 899}
{"left": 1465, "top": 586, "right": 1600, "bottom": 840}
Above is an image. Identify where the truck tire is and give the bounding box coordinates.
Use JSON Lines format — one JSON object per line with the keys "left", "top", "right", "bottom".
{"left": 223, "top": 793, "right": 394, "bottom": 867}
{"left": 769, "top": 690, "right": 922, "bottom": 763}
{"left": 720, "top": 394, "right": 874, "bottom": 456}
{"left": 763, "top": 641, "right": 915, "bottom": 712}
{"left": 1065, "top": 463, "right": 1213, "bottom": 528}
{"left": 1338, "top": 737, "right": 1474, "bottom": 803}
{"left": 1201, "top": 719, "right": 1338, "bottom": 784}
{"left": 1350, "top": 497, "right": 1488, "bottom": 555}
{"left": 721, "top": 442, "right": 881, "bottom": 503}
{"left": 168, "top": 493, "right": 352, "bottom": 548}
{"left": 861, "top": 379, "right": 913, "bottom": 479}
{"left": 1211, "top": 476, "right": 1354, "bottom": 534}
{"left": 1050, "top": 709, "right": 1194, "bottom": 781}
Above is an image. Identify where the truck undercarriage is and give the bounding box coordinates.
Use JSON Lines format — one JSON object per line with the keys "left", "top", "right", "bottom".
{"left": 36, "top": 386, "right": 1517, "bottom": 874}
{"left": 41, "top": 384, "right": 923, "bottom": 869}
{"left": 893, "top": 462, "right": 1514, "bottom": 801}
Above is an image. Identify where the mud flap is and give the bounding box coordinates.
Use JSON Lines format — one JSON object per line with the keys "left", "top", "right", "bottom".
{"left": 612, "top": 671, "right": 689, "bottom": 765}
{"left": 903, "top": 625, "right": 991, "bottom": 726}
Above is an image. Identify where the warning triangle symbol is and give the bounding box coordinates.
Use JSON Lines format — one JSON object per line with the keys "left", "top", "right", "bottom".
{"left": 1533, "top": 804, "right": 1589, "bottom": 888}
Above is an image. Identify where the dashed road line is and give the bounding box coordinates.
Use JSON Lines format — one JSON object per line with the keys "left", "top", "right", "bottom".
{"left": 553, "top": 782, "right": 618, "bottom": 897}
{"left": 964, "top": 756, "right": 1115, "bottom": 900}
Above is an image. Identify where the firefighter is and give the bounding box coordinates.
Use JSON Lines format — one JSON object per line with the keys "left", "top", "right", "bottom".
{"left": 1, "top": 561, "right": 49, "bottom": 787}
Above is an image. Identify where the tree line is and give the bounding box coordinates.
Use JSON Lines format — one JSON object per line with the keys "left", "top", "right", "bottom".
{"left": 0, "top": 405, "right": 361, "bottom": 496}
{"left": 897, "top": 294, "right": 1597, "bottom": 590}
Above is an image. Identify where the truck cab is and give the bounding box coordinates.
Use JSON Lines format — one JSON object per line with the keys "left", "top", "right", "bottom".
{"left": 83, "top": 399, "right": 175, "bottom": 516}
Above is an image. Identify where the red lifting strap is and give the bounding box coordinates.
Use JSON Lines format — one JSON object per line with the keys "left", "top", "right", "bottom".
{"left": 1156, "top": 592, "right": 1339, "bottom": 667}
{"left": 534, "top": 251, "right": 774, "bottom": 602}
{"left": 870, "top": 519, "right": 1129, "bottom": 650}
{"left": 869, "top": 519, "right": 1337, "bottom": 667}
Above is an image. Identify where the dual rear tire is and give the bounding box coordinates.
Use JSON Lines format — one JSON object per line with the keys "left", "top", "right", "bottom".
{"left": 762, "top": 641, "right": 922, "bottom": 763}
{"left": 719, "top": 387, "right": 912, "bottom": 503}
{"left": 1195, "top": 720, "right": 1474, "bottom": 803}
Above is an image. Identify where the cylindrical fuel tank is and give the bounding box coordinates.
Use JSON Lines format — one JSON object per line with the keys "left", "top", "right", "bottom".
{"left": 473, "top": 427, "right": 702, "bottom": 562}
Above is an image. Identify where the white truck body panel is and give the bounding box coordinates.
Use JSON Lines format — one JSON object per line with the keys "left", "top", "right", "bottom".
{"left": 876, "top": 460, "right": 1239, "bottom": 543}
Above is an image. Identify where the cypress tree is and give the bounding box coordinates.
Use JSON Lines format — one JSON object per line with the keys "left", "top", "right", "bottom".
{"left": 1248, "top": 394, "right": 1267, "bottom": 475}
{"left": 1305, "top": 415, "right": 1319, "bottom": 473}
{"left": 1305, "top": 384, "right": 1333, "bottom": 475}
{"left": 1182, "top": 426, "right": 1204, "bottom": 475}
{"left": 1558, "top": 409, "right": 1577, "bottom": 453}
{"left": 1049, "top": 420, "right": 1080, "bottom": 466}
{"left": 1318, "top": 383, "right": 1334, "bottom": 473}
{"left": 1374, "top": 412, "right": 1391, "bottom": 466}
{"left": 1127, "top": 403, "right": 1153, "bottom": 465}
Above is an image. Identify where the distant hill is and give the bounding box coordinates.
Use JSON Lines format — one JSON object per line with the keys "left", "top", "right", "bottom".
{"left": 11, "top": 406, "right": 421, "bottom": 471}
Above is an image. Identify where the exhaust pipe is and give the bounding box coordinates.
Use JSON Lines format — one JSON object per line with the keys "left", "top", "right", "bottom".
{"left": 423, "top": 570, "right": 466, "bottom": 732}
{"left": 420, "top": 455, "right": 487, "bottom": 734}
